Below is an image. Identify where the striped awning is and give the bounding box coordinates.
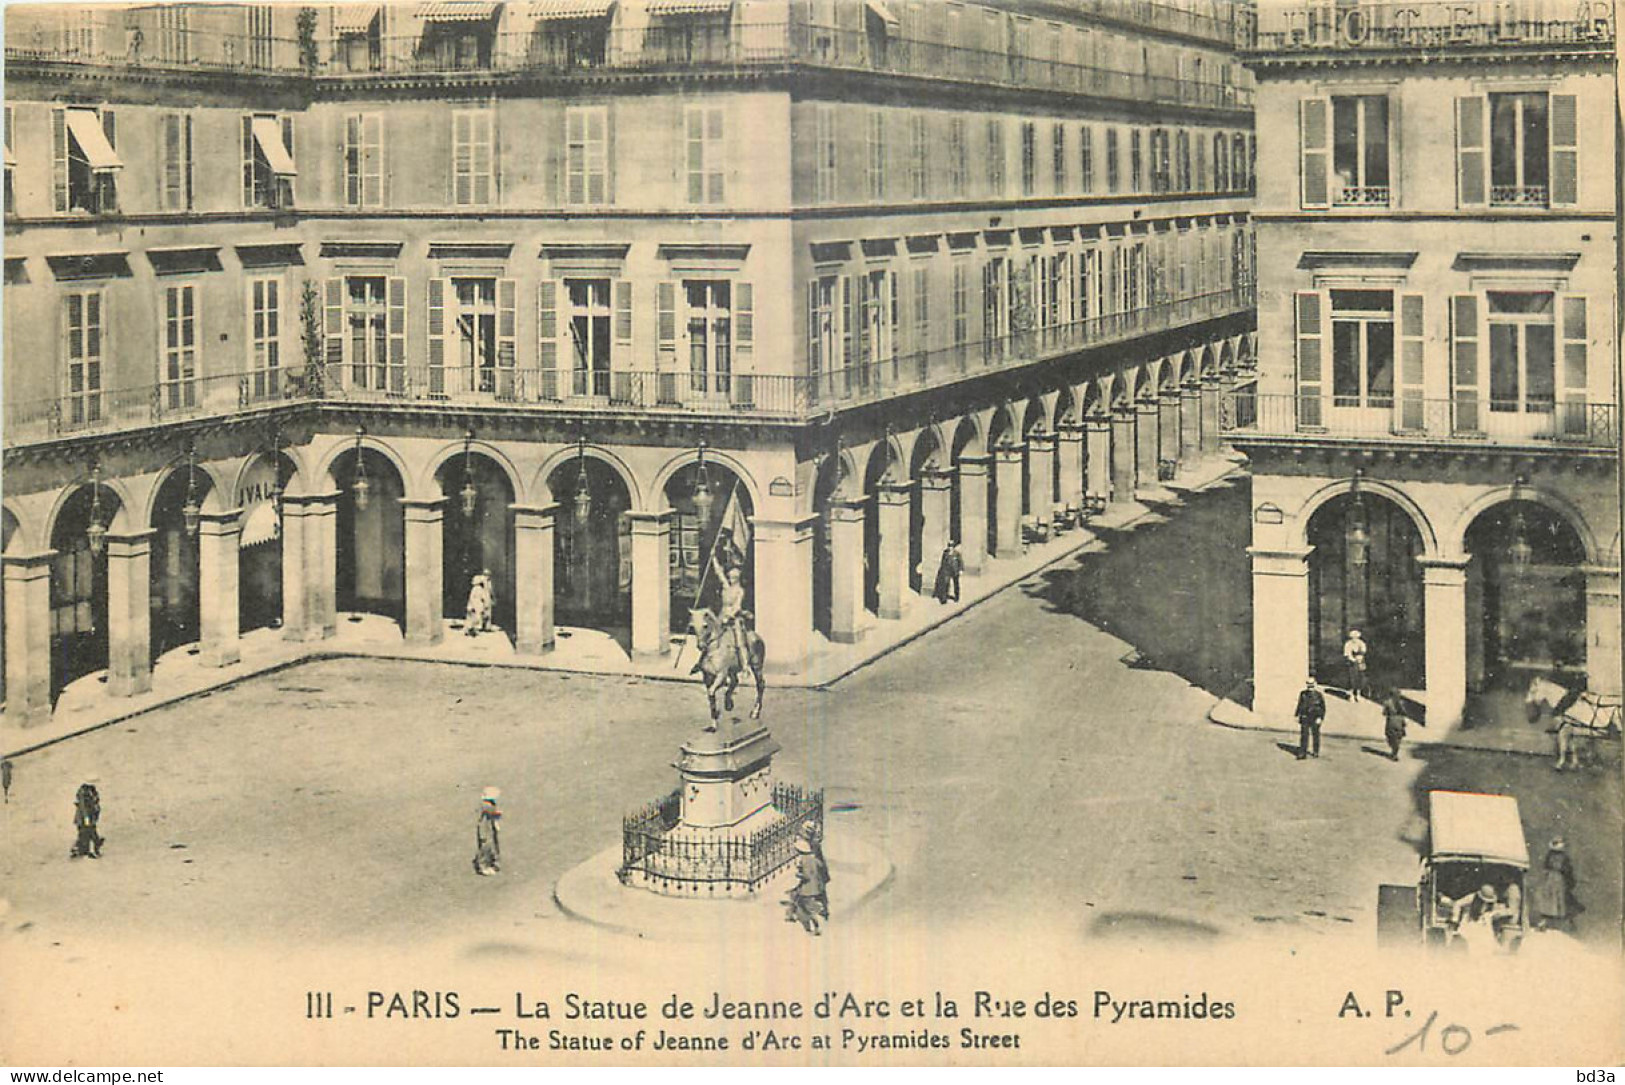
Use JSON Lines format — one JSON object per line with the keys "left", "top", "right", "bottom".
{"left": 250, "top": 116, "right": 297, "bottom": 177}
{"left": 530, "top": 0, "right": 613, "bottom": 18}
{"left": 417, "top": 1, "right": 501, "bottom": 21}
{"left": 332, "top": 4, "right": 380, "bottom": 32}
{"left": 239, "top": 501, "right": 281, "bottom": 549}
{"left": 645, "top": 0, "right": 731, "bottom": 15}
{"left": 66, "top": 109, "right": 122, "bottom": 172}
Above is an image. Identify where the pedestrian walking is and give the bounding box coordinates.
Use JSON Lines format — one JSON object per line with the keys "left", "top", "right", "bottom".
{"left": 783, "top": 830, "right": 829, "bottom": 936}
{"left": 1295, "top": 677, "right": 1326, "bottom": 760}
{"left": 1532, "top": 837, "right": 1577, "bottom": 932}
{"left": 1381, "top": 690, "right": 1408, "bottom": 761}
{"left": 464, "top": 571, "right": 493, "bottom": 636}
{"left": 933, "top": 540, "right": 963, "bottom": 604}
{"left": 71, "top": 781, "right": 103, "bottom": 859}
{"left": 1342, "top": 629, "right": 1369, "bottom": 702}
{"left": 1, "top": 759, "right": 12, "bottom": 804}
{"left": 473, "top": 787, "right": 502, "bottom": 876}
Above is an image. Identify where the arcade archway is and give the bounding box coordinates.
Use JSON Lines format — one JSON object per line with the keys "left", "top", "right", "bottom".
{"left": 1306, "top": 492, "right": 1426, "bottom": 694}
{"left": 49, "top": 484, "right": 119, "bottom": 701}
{"left": 150, "top": 465, "right": 214, "bottom": 660}
{"left": 334, "top": 447, "right": 407, "bottom": 627}
{"left": 237, "top": 451, "right": 295, "bottom": 634}
{"left": 664, "top": 459, "right": 753, "bottom": 634}
{"left": 1464, "top": 500, "right": 1587, "bottom": 692}
{"left": 436, "top": 451, "right": 516, "bottom": 638}
{"left": 547, "top": 455, "right": 632, "bottom": 637}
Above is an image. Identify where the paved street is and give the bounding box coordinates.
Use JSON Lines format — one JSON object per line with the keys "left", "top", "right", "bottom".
{"left": 3, "top": 474, "right": 1616, "bottom": 968}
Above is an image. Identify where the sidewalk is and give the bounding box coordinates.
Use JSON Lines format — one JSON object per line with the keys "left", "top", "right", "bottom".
{"left": 3, "top": 453, "right": 1247, "bottom": 759}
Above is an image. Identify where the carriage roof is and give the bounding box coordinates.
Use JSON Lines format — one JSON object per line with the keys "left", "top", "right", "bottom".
{"left": 1428, "top": 791, "right": 1530, "bottom": 870}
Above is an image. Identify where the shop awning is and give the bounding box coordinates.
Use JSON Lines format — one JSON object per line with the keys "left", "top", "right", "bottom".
{"left": 332, "top": 4, "right": 380, "bottom": 32}
{"left": 646, "top": 0, "right": 731, "bottom": 15}
{"left": 530, "top": 0, "right": 613, "bottom": 18}
{"left": 865, "top": 0, "right": 898, "bottom": 30}
{"left": 417, "top": 1, "right": 501, "bottom": 21}
{"left": 65, "top": 109, "right": 122, "bottom": 172}
{"left": 250, "top": 116, "right": 298, "bottom": 177}
{"left": 239, "top": 501, "right": 281, "bottom": 549}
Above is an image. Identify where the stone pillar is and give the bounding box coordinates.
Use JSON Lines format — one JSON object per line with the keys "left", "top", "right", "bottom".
{"left": 1026, "top": 432, "right": 1057, "bottom": 521}
{"left": 1250, "top": 546, "right": 1312, "bottom": 726}
{"left": 4, "top": 551, "right": 54, "bottom": 727}
{"left": 955, "top": 456, "right": 989, "bottom": 575}
{"left": 1110, "top": 410, "right": 1137, "bottom": 502}
{"left": 1085, "top": 416, "right": 1112, "bottom": 504}
{"left": 302, "top": 492, "right": 338, "bottom": 640}
{"left": 511, "top": 504, "right": 557, "bottom": 656}
{"left": 106, "top": 531, "right": 154, "bottom": 697}
{"left": 279, "top": 498, "right": 308, "bottom": 641}
{"left": 1420, "top": 559, "right": 1469, "bottom": 730}
{"left": 197, "top": 510, "right": 242, "bottom": 667}
{"left": 827, "top": 499, "right": 866, "bottom": 644}
{"left": 628, "top": 509, "right": 673, "bottom": 660}
{"left": 1200, "top": 377, "right": 1222, "bottom": 455}
{"left": 875, "top": 483, "right": 912, "bottom": 620}
{"left": 1159, "top": 393, "right": 1180, "bottom": 467}
{"left": 991, "top": 444, "right": 1024, "bottom": 556}
{"left": 753, "top": 514, "right": 816, "bottom": 675}
{"left": 1180, "top": 385, "right": 1202, "bottom": 461}
{"left": 1056, "top": 424, "right": 1085, "bottom": 512}
{"left": 917, "top": 471, "right": 952, "bottom": 594}
{"left": 401, "top": 498, "right": 445, "bottom": 646}
{"left": 1583, "top": 565, "right": 1621, "bottom": 695}
{"left": 1136, "top": 400, "right": 1161, "bottom": 489}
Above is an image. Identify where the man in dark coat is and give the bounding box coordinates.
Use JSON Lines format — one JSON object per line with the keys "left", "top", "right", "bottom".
{"left": 932, "top": 541, "right": 963, "bottom": 604}
{"left": 473, "top": 787, "right": 502, "bottom": 876}
{"left": 71, "top": 782, "right": 103, "bottom": 859}
{"left": 1382, "top": 690, "right": 1408, "bottom": 761}
{"left": 1533, "top": 837, "right": 1577, "bottom": 932}
{"left": 784, "top": 832, "right": 829, "bottom": 935}
{"left": 1295, "top": 678, "right": 1326, "bottom": 760}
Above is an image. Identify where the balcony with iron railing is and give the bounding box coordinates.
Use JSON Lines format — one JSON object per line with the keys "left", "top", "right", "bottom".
{"left": 3, "top": 285, "right": 1255, "bottom": 448}
{"left": 1248, "top": 0, "right": 1614, "bottom": 54}
{"left": 4, "top": 17, "right": 1254, "bottom": 112}
{"left": 1220, "top": 391, "right": 1618, "bottom": 450}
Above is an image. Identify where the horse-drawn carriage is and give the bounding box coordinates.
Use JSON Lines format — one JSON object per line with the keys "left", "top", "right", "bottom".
{"left": 1526, "top": 676, "right": 1621, "bottom": 769}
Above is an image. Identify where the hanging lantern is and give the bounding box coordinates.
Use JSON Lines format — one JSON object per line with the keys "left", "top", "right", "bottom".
{"left": 1509, "top": 505, "right": 1534, "bottom": 575}
{"left": 351, "top": 428, "right": 372, "bottom": 511}
{"left": 1346, "top": 493, "right": 1370, "bottom": 568}
{"left": 86, "top": 467, "right": 108, "bottom": 558}
{"left": 269, "top": 428, "right": 285, "bottom": 521}
{"left": 573, "top": 439, "right": 593, "bottom": 524}
{"left": 181, "top": 443, "right": 202, "bottom": 539}
{"left": 692, "top": 442, "right": 715, "bottom": 525}
{"left": 460, "top": 430, "right": 479, "bottom": 519}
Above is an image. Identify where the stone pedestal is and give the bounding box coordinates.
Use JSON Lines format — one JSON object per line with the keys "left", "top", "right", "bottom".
{"left": 628, "top": 510, "right": 673, "bottom": 660}
{"left": 197, "top": 510, "right": 242, "bottom": 667}
{"left": 512, "top": 504, "right": 557, "bottom": 655}
{"left": 956, "top": 456, "right": 989, "bottom": 574}
{"left": 675, "top": 721, "right": 783, "bottom": 829}
{"left": 4, "top": 551, "right": 54, "bottom": 727}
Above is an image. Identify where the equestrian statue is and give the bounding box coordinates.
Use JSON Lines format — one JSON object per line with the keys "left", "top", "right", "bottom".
{"left": 689, "top": 527, "right": 766, "bottom": 728}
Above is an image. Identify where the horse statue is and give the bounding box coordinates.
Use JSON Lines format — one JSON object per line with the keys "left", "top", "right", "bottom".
{"left": 688, "top": 607, "right": 766, "bottom": 728}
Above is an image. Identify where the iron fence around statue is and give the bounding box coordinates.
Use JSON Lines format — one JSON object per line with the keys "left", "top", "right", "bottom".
{"left": 619, "top": 783, "right": 823, "bottom": 895}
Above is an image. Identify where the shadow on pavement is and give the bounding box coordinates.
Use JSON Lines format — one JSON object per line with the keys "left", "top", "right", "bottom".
{"left": 1087, "top": 911, "right": 1224, "bottom": 943}
{"left": 1024, "top": 476, "right": 1254, "bottom": 700}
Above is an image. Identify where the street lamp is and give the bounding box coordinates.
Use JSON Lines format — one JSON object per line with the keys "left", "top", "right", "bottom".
{"left": 573, "top": 437, "right": 592, "bottom": 525}
{"left": 459, "top": 428, "right": 479, "bottom": 519}
{"left": 1345, "top": 470, "right": 1370, "bottom": 569}
{"left": 1508, "top": 476, "right": 1534, "bottom": 575}
{"left": 85, "top": 459, "right": 108, "bottom": 558}
{"left": 182, "top": 440, "right": 202, "bottom": 539}
{"left": 268, "top": 425, "right": 285, "bottom": 521}
{"left": 351, "top": 427, "right": 371, "bottom": 511}
{"left": 692, "top": 440, "right": 715, "bottom": 526}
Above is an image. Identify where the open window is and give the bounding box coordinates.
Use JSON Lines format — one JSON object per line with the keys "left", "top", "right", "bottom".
{"left": 528, "top": 0, "right": 612, "bottom": 68}
{"left": 1458, "top": 91, "right": 1579, "bottom": 208}
{"left": 645, "top": 0, "right": 734, "bottom": 64}
{"left": 416, "top": 1, "right": 500, "bottom": 69}
{"left": 242, "top": 114, "right": 295, "bottom": 209}
{"left": 333, "top": 4, "right": 381, "bottom": 72}
{"left": 52, "top": 106, "right": 121, "bottom": 214}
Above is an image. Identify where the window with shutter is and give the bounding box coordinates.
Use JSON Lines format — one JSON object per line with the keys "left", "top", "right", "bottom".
{"left": 387, "top": 277, "right": 407, "bottom": 395}
{"left": 1550, "top": 93, "right": 1578, "bottom": 207}
{"left": 1559, "top": 293, "right": 1588, "bottom": 436}
{"left": 427, "top": 278, "right": 447, "bottom": 395}
{"left": 1300, "top": 97, "right": 1329, "bottom": 208}
{"left": 657, "top": 280, "right": 677, "bottom": 404}
{"left": 323, "top": 278, "right": 345, "bottom": 380}
{"left": 1451, "top": 294, "right": 1482, "bottom": 433}
{"left": 1295, "top": 290, "right": 1325, "bottom": 428}
{"left": 538, "top": 280, "right": 560, "bottom": 401}
{"left": 497, "top": 278, "right": 517, "bottom": 394}
{"left": 1456, "top": 96, "right": 1487, "bottom": 207}
{"left": 1397, "top": 294, "right": 1425, "bottom": 432}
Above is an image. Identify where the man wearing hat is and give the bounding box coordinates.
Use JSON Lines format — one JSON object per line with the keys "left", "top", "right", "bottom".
{"left": 1533, "top": 837, "right": 1577, "bottom": 932}
{"left": 1342, "top": 629, "right": 1369, "bottom": 703}
{"left": 783, "top": 822, "right": 829, "bottom": 935}
{"left": 1445, "top": 883, "right": 1512, "bottom": 952}
{"left": 473, "top": 787, "right": 502, "bottom": 876}
{"left": 71, "top": 779, "right": 103, "bottom": 860}
{"left": 1294, "top": 677, "right": 1326, "bottom": 760}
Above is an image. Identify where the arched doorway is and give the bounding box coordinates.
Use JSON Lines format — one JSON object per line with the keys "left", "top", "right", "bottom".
{"left": 50, "top": 484, "right": 118, "bottom": 702}
{"left": 810, "top": 454, "right": 846, "bottom": 639}
{"left": 1021, "top": 399, "right": 1048, "bottom": 518}
{"left": 237, "top": 452, "right": 295, "bottom": 634}
{"left": 1464, "top": 500, "right": 1587, "bottom": 692}
{"left": 908, "top": 430, "right": 944, "bottom": 594}
{"left": 548, "top": 454, "right": 632, "bottom": 638}
{"left": 334, "top": 447, "right": 406, "bottom": 627}
{"left": 1306, "top": 492, "right": 1426, "bottom": 695}
{"left": 948, "top": 418, "right": 981, "bottom": 548}
{"left": 149, "top": 465, "right": 213, "bottom": 661}
{"left": 436, "top": 451, "right": 516, "bottom": 638}
{"left": 664, "top": 459, "right": 753, "bottom": 633}
{"left": 986, "top": 408, "right": 1016, "bottom": 555}
{"left": 861, "top": 443, "right": 896, "bottom": 615}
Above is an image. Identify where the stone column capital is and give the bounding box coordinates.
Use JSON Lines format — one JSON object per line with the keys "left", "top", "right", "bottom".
{"left": 511, "top": 503, "right": 560, "bottom": 528}
{"left": 750, "top": 513, "right": 819, "bottom": 542}
{"left": 956, "top": 454, "right": 992, "bottom": 471}
{"left": 879, "top": 481, "right": 916, "bottom": 502}
{"left": 1026, "top": 431, "right": 1058, "bottom": 450}
{"left": 626, "top": 508, "right": 674, "bottom": 533}
{"left": 2, "top": 548, "right": 58, "bottom": 571}
{"left": 1248, "top": 545, "right": 1313, "bottom": 577}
